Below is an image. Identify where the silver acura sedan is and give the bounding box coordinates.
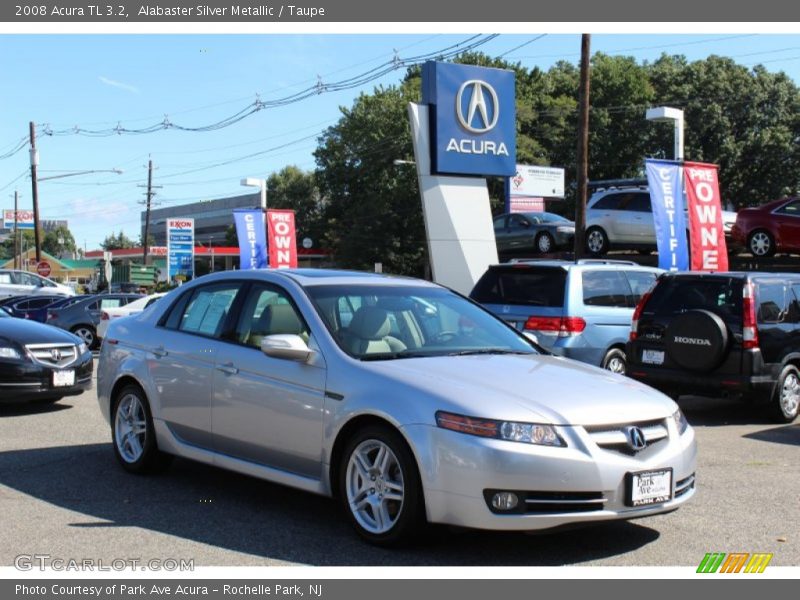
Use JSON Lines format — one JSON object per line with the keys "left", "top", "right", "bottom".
{"left": 97, "top": 269, "right": 696, "bottom": 545}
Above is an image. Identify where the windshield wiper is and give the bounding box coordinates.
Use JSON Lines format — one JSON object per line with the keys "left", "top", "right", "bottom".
{"left": 448, "top": 349, "right": 533, "bottom": 356}
{"left": 359, "top": 351, "right": 432, "bottom": 361}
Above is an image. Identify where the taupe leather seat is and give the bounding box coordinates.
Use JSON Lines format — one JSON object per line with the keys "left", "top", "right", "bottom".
{"left": 341, "top": 306, "right": 407, "bottom": 356}
{"left": 248, "top": 304, "right": 307, "bottom": 347}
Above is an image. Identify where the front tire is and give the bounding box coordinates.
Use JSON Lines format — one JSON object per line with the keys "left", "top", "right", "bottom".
{"left": 536, "top": 232, "right": 555, "bottom": 254}
{"left": 71, "top": 325, "right": 97, "bottom": 350}
{"left": 339, "top": 425, "right": 424, "bottom": 546}
{"left": 602, "top": 348, "right": 627, "bottom": 375}
{"left": 111, "top": 384, "right": 171, "bottom": 473}
{"left": 771, "top": 365, "right": 800, "bottom": 423}
{"left": 585, "top": 227, "right": 609, "bottom": 256}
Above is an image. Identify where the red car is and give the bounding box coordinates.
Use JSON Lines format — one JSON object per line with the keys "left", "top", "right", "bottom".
{"left": 731, "top": 197, "right": 800, "bottom": 257}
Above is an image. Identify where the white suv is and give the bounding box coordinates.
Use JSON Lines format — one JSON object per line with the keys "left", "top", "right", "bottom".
{"left": 0, "top": 269, "right": 75, "bottom": 299}
{"left": 585, "top": 184, "right": 737, "bottom": 255}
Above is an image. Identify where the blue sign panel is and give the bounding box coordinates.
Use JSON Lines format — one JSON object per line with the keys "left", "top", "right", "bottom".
{"left": 422, "top": 61, "right": 516, "bottom": 177}
{"left": 645, "top": 159, "right": 689, "bottom": 271}
{"left": 233, "top": 209, "right": 268, "bottom": 270}
{"left": 167, "top": 218, "right": 194, "bottom": 280}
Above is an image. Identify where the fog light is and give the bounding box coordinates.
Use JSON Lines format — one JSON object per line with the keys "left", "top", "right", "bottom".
{"left": 491, "top": 492, "right": 519, "bottom": 511}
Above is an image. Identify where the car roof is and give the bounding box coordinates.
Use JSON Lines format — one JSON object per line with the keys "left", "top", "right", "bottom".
{"left": 491, "top": 259, "right": 662, "bottom": 272}
{"left": 186, "top": 268, "right": 441, "bottom": 289}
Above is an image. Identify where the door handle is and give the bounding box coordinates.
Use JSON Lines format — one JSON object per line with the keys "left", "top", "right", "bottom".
{"left": 151, "top": 346, "right": 168, "bottom": 358}
{"left": 216, "top": 363, "right": 239, "bottom": 375}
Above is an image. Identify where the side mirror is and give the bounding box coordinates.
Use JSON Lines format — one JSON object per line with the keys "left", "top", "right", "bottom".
{"left": 261, "top": 334, "right": 315, "bottom": 362}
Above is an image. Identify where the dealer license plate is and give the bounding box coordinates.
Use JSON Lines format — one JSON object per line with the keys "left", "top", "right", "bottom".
{"left": 52, "top": 370, "right": 75, "bottom": 387}
{"left": 642, "top": 349, "right": 665, "bottom": 365}
{"left": 628, "top": 469, "right": 673, "bottom": 507}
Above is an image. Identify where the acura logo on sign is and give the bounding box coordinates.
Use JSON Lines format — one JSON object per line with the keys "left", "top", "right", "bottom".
{"left": 50, "top": 349, "right": 62, "bottom": 361}
{"left": 456, "top": 80, "right": 499, "bottom": 133}
{"left": 625, "top": 426, "right": 647, "bottom": 451}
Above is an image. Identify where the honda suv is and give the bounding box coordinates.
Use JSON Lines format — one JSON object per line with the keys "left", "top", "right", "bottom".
{"left": 627, "top": 272, "right": 800, "bottom": 422}
{"left": 470, "top": 259, "right": 662, "bottom": 374}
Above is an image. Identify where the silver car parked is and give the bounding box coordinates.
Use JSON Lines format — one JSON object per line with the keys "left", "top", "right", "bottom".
{"left": 97, "top": 269, "right": 696, "bottom": 545}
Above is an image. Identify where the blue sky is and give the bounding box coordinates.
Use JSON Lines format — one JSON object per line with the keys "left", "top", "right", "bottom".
{"left": 2, "top": 33, "right": 800, "bottom": 251}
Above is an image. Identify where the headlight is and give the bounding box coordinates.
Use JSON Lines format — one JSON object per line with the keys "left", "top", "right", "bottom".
{"left": 0, "top": 347, "right": 22, "bottom": 361}
{"left": 435, "top": 411, "right": 565, "bottom": 447}
{"left": 672, "top": 409, "right": 689, "bottom": 435}
{"left": 78, "top": 342, "right": 89, "bottom": 356}
{"left": 556, "top": 226, "right": 575, "bottom": 234}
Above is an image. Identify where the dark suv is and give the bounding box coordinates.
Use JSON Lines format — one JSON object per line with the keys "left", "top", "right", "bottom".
{"left": 627, "top": 272, "right": 800, "bottom": 422}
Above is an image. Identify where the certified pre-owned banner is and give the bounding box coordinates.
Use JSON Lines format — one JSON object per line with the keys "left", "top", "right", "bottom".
{"left": 684, "top": 162, "right": 729, "bottom": 272}
{"left": 645, "top": 159, "right": 689, "bottom": 271}
{"left": 233, "top": 209, "right": 267, "bottom": 270}
{"left": 267, "top": 209, "right": 298, "bottom": 269}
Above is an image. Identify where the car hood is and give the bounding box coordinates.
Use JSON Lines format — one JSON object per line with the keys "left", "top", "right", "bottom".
{"left": 365, "top": 354, "right": 676, "bottom": 426}
{"left": 0, "top": 318, "right": 81, "bottom": 345}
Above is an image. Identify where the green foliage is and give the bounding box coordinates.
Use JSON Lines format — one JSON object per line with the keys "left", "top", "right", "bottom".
{"left": 101, "top": 230, "right": 137, "bottom": 250}
{"left": 42, "top": 225, "right": 77, "bottom": 257}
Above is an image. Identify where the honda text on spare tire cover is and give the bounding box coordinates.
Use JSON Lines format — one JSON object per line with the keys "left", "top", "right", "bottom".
{"left": 627, "top": 272, "right": 800, "bottom": 423}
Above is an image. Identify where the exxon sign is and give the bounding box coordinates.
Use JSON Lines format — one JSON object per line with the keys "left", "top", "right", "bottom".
{"left": 422, "top": 61, "right": 516, "bottom": 177}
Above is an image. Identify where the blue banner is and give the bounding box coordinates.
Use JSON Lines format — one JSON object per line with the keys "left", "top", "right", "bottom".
{"left": 645, "top": 159, "right": 689, "bottom": 271}
{"left": 233, "top": 209, "right": 268, "bottom": 270}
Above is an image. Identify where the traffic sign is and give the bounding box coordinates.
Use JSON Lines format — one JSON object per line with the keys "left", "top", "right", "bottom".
{"left": 36, "top": 261, "right": 51, "bottom": 277}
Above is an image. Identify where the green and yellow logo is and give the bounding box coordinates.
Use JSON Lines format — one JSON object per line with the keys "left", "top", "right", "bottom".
{"left": 697, "top": 552, "right": 773, "bottom": 573}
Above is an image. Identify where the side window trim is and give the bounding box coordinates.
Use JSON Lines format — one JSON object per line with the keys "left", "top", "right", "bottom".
{"left": 230, "top": 281, "right": 311, "bottom": 349}
{"left": 158, "top": 281, "right": 248, "bottom": 341}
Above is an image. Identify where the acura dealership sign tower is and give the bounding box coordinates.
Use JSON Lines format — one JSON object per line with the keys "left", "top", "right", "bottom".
{"left": 409, "top": 61, "right": 516, "bottom": 294}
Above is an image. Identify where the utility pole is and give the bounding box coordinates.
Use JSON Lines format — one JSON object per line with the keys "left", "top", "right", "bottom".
{"left": 13, "top": 191, "right": 19, "bottom": 269}
{"left": 138, "top": 158, "right": 161, "bottom": 265}
{"left": 574, "top": 34, "right": 591, "bottom": 262}
{"left": 29, "top": 121, "right": 41, "bottom": 263}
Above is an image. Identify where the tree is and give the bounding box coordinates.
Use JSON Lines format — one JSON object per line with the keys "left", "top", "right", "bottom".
{"left": 267, "top": 166, "right": 326, "bottom": 248}
{"left": 42, "top": 225, "right": 77, "bottom": 257}
{"left": 101, "top": 230, "right": 137, "bottom": 250}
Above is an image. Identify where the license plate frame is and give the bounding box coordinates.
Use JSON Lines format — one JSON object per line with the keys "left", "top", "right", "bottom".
{"left": 642, "top": 349, "right": 665, "bottom": 365}
{"left": 626, "top": 468, "right": 673, "bottom": 507}
{"left": 52, "top": 369, "right": 75, "bottom": 388}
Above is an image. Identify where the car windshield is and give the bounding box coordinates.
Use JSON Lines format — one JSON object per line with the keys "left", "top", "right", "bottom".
{"left": 540, "top": 212, "right": 571, "bottom": 223}
{"left": 0, "top": 307, "right": 10, "bottom": 318}
{"left": 305, "top": 284, "right": 537, "bottom": 360}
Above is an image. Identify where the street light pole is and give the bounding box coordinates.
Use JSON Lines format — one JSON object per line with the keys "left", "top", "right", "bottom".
{"left": 646, "top": 106, "right": 685, "bottom": 161}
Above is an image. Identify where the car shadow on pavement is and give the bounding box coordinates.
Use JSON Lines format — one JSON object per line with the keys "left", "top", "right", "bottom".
{"left": 0, "top": 443, "right": 661, "bottom": 566}
{"left": 0, "top": 401, "right": 73, "bottom": 418}
{"left": 676, "top": 396, "right": 778, "bottom": 427}
{"left": 743, "top": 424, "right": 800, "bottom": 447}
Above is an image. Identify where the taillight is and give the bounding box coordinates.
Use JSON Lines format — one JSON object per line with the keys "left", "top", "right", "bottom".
{"left": 742, "top": 282, "right": 759, "bottom": 349}
{"left": 46, "top": 310, "right": 57, "bottom": 321}
{"left": 100, "top": 311, "right": 110, "bottom": 321}
{"left": 524, "top": 316, "right": 586, "bottom": 337}
{"left": 630, "top": 291, "right": 651, "bottom": 341}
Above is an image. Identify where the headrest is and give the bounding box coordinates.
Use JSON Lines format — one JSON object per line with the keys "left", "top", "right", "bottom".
{"left": 349, "top": 306, "right": 390, "bottom": 340}
{"left": 264, "top": 304, "right": 303, "bottom": 335}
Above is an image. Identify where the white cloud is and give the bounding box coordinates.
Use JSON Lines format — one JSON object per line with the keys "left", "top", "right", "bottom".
{"left": 98, "top": 76, "right": 140, "bottom": 94}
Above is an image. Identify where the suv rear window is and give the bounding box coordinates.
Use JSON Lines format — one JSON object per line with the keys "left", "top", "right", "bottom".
{"left": 470, "top": 266, "right": 566, "bottom": 307}
{"left": 642, "top": 276, "right": 743, "bottom": 328}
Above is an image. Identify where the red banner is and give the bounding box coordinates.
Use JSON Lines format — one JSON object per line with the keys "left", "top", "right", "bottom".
{"left": 684, "top": 162, "right": 728, "bottom": 272}
{"left": 267, "top": 209, "right": 298, "bottom": 269}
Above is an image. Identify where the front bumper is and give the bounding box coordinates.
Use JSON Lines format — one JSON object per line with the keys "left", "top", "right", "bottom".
{"left": 0, "top": 353, "right": 93, "bottom": 403}
{"left": 401, "top": 421, "right": 696, "bottom": 531}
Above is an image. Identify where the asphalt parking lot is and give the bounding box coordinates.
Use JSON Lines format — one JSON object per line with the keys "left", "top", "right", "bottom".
{"left": 0, "top": 368, "right": 798, "bottom": 567}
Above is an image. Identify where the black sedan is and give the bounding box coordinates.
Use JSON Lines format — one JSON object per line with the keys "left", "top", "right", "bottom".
{"left": 0, "top": 308, "right": 93, "bottom": 404}
{"left": 493, "top": 212, "right": 575, "bottom": 255}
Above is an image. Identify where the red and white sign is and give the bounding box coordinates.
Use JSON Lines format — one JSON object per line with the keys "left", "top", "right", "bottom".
{"left": 3, "top": 209, "right": 35, "bottom": 229}
{"left": 36, "top": 261, "right": 51, "bottom": 277}
{"left": 267, "top": 209, "right": 298, "bottom": 269}
{"left": 510, "top": 196, "right": 545, "bottom": 213}
{"left": 684, "top": 162, "right": 728, "bottom": 272}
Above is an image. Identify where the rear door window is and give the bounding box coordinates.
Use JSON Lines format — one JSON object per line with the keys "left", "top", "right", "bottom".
{"left": 591, "top": 193, "right": 623, "bottom": 210}
{"left": 756, "top": 283, "right": 787, "bottom": 324}
{"left": 470, "top": 267, "right": 566, "bottom": 307}
{"left": 582, "top": 270, "right": 631, "bottom": 308}
{"left": 175, "top": 284, "right": 241, "bottom": 338}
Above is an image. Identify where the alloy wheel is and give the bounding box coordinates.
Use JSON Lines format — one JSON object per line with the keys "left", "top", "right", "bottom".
{"left": 114, "top": 393, "right": 148, "bottom": 463}
{"left": 345, "top": 439, "right": 405, "bottom": 535}
{"left": 750, "top": 232, "right": 772, "bottom": 256}
{"left": 780, "top": 372, "right": 800, "bottom": 419}
{"left": 606, "top": 356, "right": 626, "bottom": 374}
{"left": 587, "top": 230, "right": 605, "bottom": 254}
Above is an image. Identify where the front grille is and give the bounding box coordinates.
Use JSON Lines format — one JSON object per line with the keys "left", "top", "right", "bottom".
{"left": 484, "top": 489, "right": 606, "bottom": 514}
{"left": 584, "top": 418, "right": 669, "bottom": 454}
{"left": 675, "top": 473, "right": 696, "bottom": 498}
{"left": 25, "top": 343, "right": 78, "bottom": 368}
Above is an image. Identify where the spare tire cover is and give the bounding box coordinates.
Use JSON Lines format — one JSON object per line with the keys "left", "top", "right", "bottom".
{"left": 664, "top": 309, "right": 729, "bottom": 372}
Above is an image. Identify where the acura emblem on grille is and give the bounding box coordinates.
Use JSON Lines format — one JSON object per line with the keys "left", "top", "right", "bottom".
{"left": 625, "top": 426, "right": 647, "bottom": 451}
{"left": 50, "top": 349, "right": 62, "bottom": 361}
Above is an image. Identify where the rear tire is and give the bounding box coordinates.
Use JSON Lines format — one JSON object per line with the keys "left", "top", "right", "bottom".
{"left": 71, "top": 325, "right": 97, "bottom": 350}
{"left": 771, "top": 365, "right": 800, "bottom": 423}
{"left": 111, "top": 384, "right": 172, "bottom": 474}
{"left": 748, "top": 230, "right": 776, "bottom": 258}
{"left": 601, "top": 348, "right": 627, "bottom": 375}
{"left": 338, "top": 425, "right": 424, "bottom": 546}
{"left": 536, "top": 232, "right": 555, "bottom": 254}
